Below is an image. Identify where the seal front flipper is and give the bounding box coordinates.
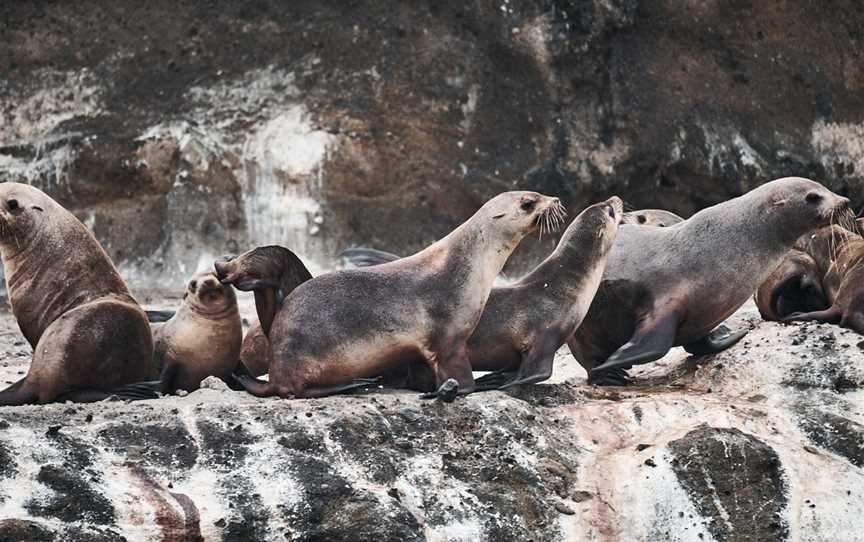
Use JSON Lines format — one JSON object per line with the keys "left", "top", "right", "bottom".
{"left": 591, "top": 311, "right": 679, "bottom": 374}
{"left": 474, "top": 370, "right": 517, "bottom": 390}
{"left": 56, "top": 381, "right": 162, "bottom": 402}
{"left": 588, "top": 367, "right": 631, "bottom": 386}
{"left": 297, "top": 378, "right": 382, "bottom": 398}
{"left": 0, "top": 378, "right": 38, "bottom": 406}
{"left": 683, "top": 324, "right": 748, "bottom": 355}
{"left": 419, "top": 378, "right": 459, "bottom": 402}
{"left": 782, "top": 306, "right": 843, "bottom": 325}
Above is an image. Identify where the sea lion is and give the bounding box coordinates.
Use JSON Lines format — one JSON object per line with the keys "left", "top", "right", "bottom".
{"left": 783, "top": 225, "right": 864, "bottom": 334}
{"left": 466, "top": 196, "right": 623, "bottom": 390}
{"left": 568, "top": 177, "right": 850, "bottom": 385}
{"left": 0, "top": 183, "right": 156, "bottom": 405}
{"left": 754, "top": 248, "right": 828, "bottom": 321}
{"left": 622, "top": 209, "right": 684, "bottom": 227}
{"left": 216, "top": 191, "right": 564, "bottom": 398}
{"left": 229, "top": 246, "right": 313, "bottom": 377}
{"left": 153, "top": 271, "right": 243, "bottom": 393}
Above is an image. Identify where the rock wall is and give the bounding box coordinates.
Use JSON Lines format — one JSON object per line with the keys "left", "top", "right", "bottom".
{"left": 2, "top": 1, "right": 864, "bottom": 284}
{"left": 0, "top": 302, "right": 862, "bottom": 540}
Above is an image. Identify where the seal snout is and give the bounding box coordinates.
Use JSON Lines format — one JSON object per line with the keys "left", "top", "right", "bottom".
{"left": 214, "top": 256, "right": 236, "bottom": 284}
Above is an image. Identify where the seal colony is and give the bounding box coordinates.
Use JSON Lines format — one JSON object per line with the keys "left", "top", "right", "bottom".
{"left": 0, "top": 176, "right": 858, "bottom": 404}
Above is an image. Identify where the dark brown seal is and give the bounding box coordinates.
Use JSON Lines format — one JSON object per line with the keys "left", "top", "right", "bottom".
{"left": 466, "top": 196, "right": 623, "bottom": 390}
{"left": 0, "top": 182, "right": 156, "bottom": 405}
{"left": 783, "top": 225, "right": 864, "bottom": 334}
{"left": 622, "top": 209, "right": 684, "bottom": 227}
{"left": 567, "top": 177, "right": 850, "bottom": 385}
{"left": 224, "top": 246, "right": 313, "bottom": 377}
{"left": 754, "top": 248, "right": 828, "bottom": 321}
{"left": 217, "top": 191, "right": 564, "bottom": 398}
{"left": 153, "top": 271, "right": 243, "bottom": 393}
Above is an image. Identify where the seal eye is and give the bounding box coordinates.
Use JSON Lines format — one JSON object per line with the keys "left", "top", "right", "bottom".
{"left": 805, "top": 192, "right": 823, "bottom": 204}
{"left": 637, "top": 215, "right": 646, "bottom": 224}
{"left": 608, "top": 207, "right": 616, "bottom": 218}
{"left": 189, "top": 280, "right": 197, "bottom": 293}
{"left": 520, "top": 200, "right": 536, "bottom": 212}
{"left": 7, "top": 199, "right": 19, "bottom": 212}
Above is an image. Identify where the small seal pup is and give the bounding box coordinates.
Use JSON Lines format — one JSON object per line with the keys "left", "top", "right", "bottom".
{"left": 153, "top": 271, "right": 243, "bottom": 393}
{"left": 0, "top": 182, "right": 156, "bottom": 405}
{"left": 783, "top": 225, "right": 864, "bottom": 334}
{"left": 466, "top": 196, "right": 623, "bottom": 389}
{"left": 623, "top": 209, "right": 683, "bottom": 227}
{"left": 216, "top": 191, "right": 564, "bottom": 398}
{"left": 568, "top": 177, "right": 850, "bottom": 385}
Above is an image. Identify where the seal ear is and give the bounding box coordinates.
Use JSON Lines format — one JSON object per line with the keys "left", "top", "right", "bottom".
{"left": 31, "top": 205, "right": 44, "bottom": 212}
{"left": 492, "top": 213, "right": 506, "bottom": 219}
{"left": 770, "top": 198, "right": 788, "bottom": 208}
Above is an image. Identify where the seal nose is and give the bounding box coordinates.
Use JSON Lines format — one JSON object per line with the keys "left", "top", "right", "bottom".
{"left": 214, "top": 259, "right": 232, "bottom": 282}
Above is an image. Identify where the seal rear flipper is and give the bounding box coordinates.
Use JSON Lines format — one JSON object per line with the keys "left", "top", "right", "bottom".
{"left": 591, "top": 311, "right": 679, "bottom": 374}
{"left": 782, "top": 306, "right": 843, "bottom": 325}
{"left": 295, "top": 378, "right": 382, "bottom": 398}
{"left": 0, "top": 378, "right": 38, "bottom": 406}
{"left": 338, "top": 247, "right": 401, "bottom": 268}
{"left": 683, "top": 325, "right": 748, "bottom": 356}
{"left": 146, "top": 310, "right": 176, "bottom": 323}
{"left": 57, "top": 381, "right": 162, "bottom": 403}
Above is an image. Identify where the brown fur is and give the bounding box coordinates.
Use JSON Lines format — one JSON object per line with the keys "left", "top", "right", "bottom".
{"left": 153, "top": 271, "right": 242, "bottom": 393}
{"left": 754, "top": 248, "right": 828, "bottom": 320}
{"left": 783, "top": 225, "right": 864, "bottom": 334}
{"left": 217, "top": 191, "right": 563, "bottom": 398}
{"left": 568, "top": 177, "right": 850, "bottom": 384}
{"left": 0, "top": 183, "right": 156, "bottom": 405}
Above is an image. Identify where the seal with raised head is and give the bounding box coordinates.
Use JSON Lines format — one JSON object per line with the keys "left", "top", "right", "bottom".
{"left": 0, "top": 182, "right": 156, "bottom": 405}
{"left": 216, "top": 191, "right": 564, "bottom": 398}
{"left": 153, "top": 271, "right": 243, "bottom": 393}
{"left": 622, "top": 209, "right": 683, "bottom": 228}
{"left": 568, "top": 177, "right": 850, "bottom": 385}
{"left": 465, "top": 196, "right": 623, "bottom": 390}
{"left": 754, "top": 247, "right": 828, "bottom": 321}
{"left": 783, "top": 225, "right": 864, "bottom": 334}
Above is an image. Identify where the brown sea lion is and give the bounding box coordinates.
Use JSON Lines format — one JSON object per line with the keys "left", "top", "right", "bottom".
{"left": 568, "top": 177, "right": 850, "bottom": 385}
{"left": 622, "top": 209, "right": 684, "bottom": 227}
{"left": 466, "top": 196, "right": 623, "bottom": 390}
{"left": 754, "top": 248, "right": 829, "bottom": 321}
{"left": 216, "top": 191, "right": 564, "bottom": 398}
{"left": 0, "top": 183, "right": 156, "bottom": 405}
{"left": 783, "top": 225, "right": 864, "bottom": 334}
{"left": 153, "top": 271, "right": 243, "bottom": 393}
{"left": 230, "top": 247, "right": 313, "bottom": 377}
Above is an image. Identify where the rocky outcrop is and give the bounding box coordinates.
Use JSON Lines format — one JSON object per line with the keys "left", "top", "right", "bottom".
{"left": 3, "top": 1, "right": 864, "bottom": 284}
{"left": 0, "top": 301, "right": 861, "bottom": 540}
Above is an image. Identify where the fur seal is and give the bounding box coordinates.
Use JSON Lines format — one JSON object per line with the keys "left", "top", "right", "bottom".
{"left": 216, "top": 191, "right": 564, "bottom": 398}
{"left": 622, "top": 209, "right": 683, "bottom": 227}
{"left": 754, "top": 248, "right": 828, "bottom": 321}
{"left": 0, "top": 183, "right": 156, "bottom": 405}
{"left": 466, "top": 196, "right": 623, "bottom": 389}
{"left": 153, "top": 271, "right": 243, "bottom": 393}
{"left": 568, "top": 177, "right": 850, "bottom": 385}
{"left": 783, "top": 225, "right": 864, "bottom": 334}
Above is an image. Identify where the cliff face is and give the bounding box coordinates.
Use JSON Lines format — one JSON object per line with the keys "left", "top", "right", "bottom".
{"left": 2, "top": 1, "right": 864, "bottom": 283}
{"left": 0, "top": 301, "right": 861, "bottom": 541}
